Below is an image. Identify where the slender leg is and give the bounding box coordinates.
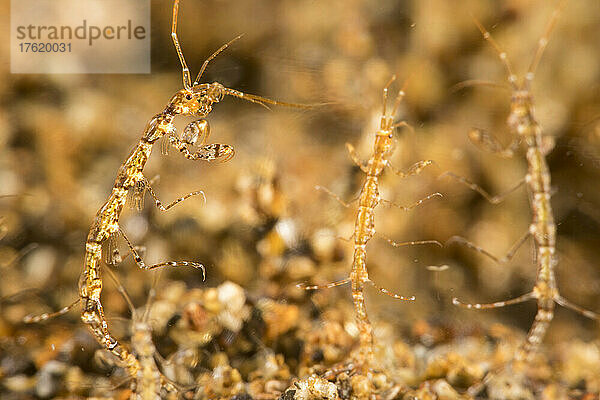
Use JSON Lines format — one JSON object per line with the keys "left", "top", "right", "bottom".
{"left": 143, "top": 177, "right": 206, "bottom": 212}
{"left": 554, "top": 295, "right": 600, "bottom": 320}
{"left": 367, "top": 280, "right": 415, "bottom": 301}
{"left": 146, "top": 175, "right": 161, "bottom": 190}
{"left": 391, "top": 121, "right": 415, "bottom": 133}
{"left": 315, "top": 185, "right": 358, "bottom": 208}
{"left": 104, "top": 233, "right": 146, "bottom": 266}
{"left": 296, "top": 277, "right": 351, "bottom": 290}
{"left": 446, "top": 230, "right": 530, "bottom": 264}
{"left": 1, "top": 288, "right": 41, "bottom": 305}
{"left": 388, "top": 159, "right": 435, "bottom": 178}
{"left": 345, "top": 143, "right": 368, "bottom": 173}
{"left": 336, "top": 233, "right": 355, "bottom": 243}
{"left": 453, "top": 291, "right": 534, "bottom": 309}
{"left": 380, "top": 192, "right": 442, "bottom": 211}
{"left": 118, "top": 228, "right": 205, "bottom": 278}
{"left": 104, "top": 267, "right": 137, "bottom": 318}
{"left": 468, "top": 128, "right": 517, "bottom": 158}
{"left": 380, "top": 233, "right": 442, "bottom": 248}
{"left": 2, "top": 243, "right": 38, "bottom": 268}
{"left": 378, "top": 234, "right": 441, "bottom": 302}
{"left": 23, "top": 299, "right": 81, "bottom": 323}
{"left": 312, "top": 227, "right": 355, "bottom": 243}
{"left": 440, "top": 172, "right": 525, "bottom": 204}
{"left": 502, "top": 231, "right": 531, "bottom": 262}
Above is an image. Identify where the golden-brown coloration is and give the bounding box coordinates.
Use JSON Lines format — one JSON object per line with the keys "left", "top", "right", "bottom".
{"left": 104, "top": 268, "right": 178, "bottom": 400}
{"left": 24, "top": 0, "right": 312, "bottom": 382}
{"left": 299, "top": 76, "right": 441, "bottom": 371}
{"left": 447, "top": 0, "right": 599, "bottom": 362}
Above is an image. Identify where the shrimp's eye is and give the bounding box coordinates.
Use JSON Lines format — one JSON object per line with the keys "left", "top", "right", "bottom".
{"left": 388, "top": 134, "right": 393, "bottom": 139}
{"left": 185, "top": 94, "right": 193, "bottom": 100}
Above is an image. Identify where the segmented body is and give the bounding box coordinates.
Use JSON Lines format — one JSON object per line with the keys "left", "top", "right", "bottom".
{"left": 510, "top": 92, "right": 556, "bottom": 358}
{"left": 350, "top": 124, "right": 400, "bottom": 364}
{"left": 105, "top": 268, "right": 176, "bottom": 400}
{"left": 449, "top": 1, "right": 598, "bottom": 363}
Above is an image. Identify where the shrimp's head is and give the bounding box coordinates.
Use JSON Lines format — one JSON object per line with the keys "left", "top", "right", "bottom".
{"left": 168, "top": 82, "right": 226, "bottom": 117}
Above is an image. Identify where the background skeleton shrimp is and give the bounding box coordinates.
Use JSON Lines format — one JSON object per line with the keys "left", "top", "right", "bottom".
{"left": 103, "top": 268, "right": 180, "bottom": 400}
{"left": 446, "top": 0, "right": 599, "bottom": 362}
{"left": 299, "top": 76, "right": 441, "bottom": 371}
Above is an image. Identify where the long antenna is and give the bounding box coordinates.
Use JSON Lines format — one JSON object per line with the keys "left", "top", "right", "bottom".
{"left": 172, "top": 0, "right": 191, "bottom": 89}
{"left": 525, "top": 0, "right": 567, "bottom": 88}
{"left": 390, "top": 73, "right": 413, "bottom": 118}
{"left": 222, "top": 87, "right": 314, "bottom": 110}
{"left": 450, "top": 79, "right": 511, "bottom": 93}
{"left": 193, "top": 35, "right": 244, "bottom": 86}
{"left": 382, "top": 75, "right": 397, "bottom": 117}
{"left": 472, "top": 15, "right": 518, "bottom": 90}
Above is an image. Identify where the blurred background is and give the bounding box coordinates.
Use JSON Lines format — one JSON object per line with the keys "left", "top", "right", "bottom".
{"left": 1, "top": 0, "right": 599, "bottom": 398}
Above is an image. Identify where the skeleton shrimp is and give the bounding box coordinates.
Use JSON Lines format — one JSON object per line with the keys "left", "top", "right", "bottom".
{"left": 24, "top": 0, "right": 310, "bottom": 378}
{"left": 103, "top": 268, "right": 181, "bottom": 400}
{"left": 445, "top": 0, "right": 599, "bottom": 362}
{"left": 299, "top": 77, "right": 441, "bottom": 371}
